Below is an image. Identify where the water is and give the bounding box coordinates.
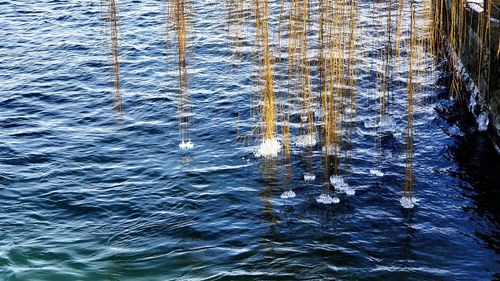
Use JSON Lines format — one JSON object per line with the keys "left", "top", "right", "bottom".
{"left": 1, "top": 0, "right": 499, "bottom": 280}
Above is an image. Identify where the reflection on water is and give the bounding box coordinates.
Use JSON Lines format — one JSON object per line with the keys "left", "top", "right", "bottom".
{"left": 441, "top": 101, "right": 500, "bottom": 254}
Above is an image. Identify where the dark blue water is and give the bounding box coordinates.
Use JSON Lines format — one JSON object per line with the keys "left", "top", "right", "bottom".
{"left": 0, "top": 0, "right": 499, "bottom": 280}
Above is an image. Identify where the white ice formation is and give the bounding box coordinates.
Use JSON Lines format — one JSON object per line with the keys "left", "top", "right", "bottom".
{"left": 304, "top": 173, "right": 316, "bottom": 181}
{"left": 477, "top": 112, "right": 489, "bottom": 132}
{"left": 330, "top": 175, "right": 355, "bottom": 196}
{"left": 466, "top": 0, "right": 484, "bottom": 13}
{"left": 179, "top": 140, "right": 194, "bottom": 149}
{"left": 280, "top": 190, "right": 296, "bottom": 199}
{"left": 316, "top": 193, "right": 340, "bottom": 204}
{"left": 296, "top": 134, "right": 317, "bottom": 148}
{"left": 400, "top": 196, "right": 416, "bottom": 209}
{"left": 255, "top": 138, "right": 281, "bottom": 158}
{"left": 448, "top": 125, "right": 465, "bottom": 137}
{"left": 345, "top": 187, "right": 355, "bottom": 196}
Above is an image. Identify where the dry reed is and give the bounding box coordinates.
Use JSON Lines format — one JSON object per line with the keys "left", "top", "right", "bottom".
{"left": 167, "top": 0, "right": 193, "bottom": 147}
{"left": 254, "top": 0, "right": 278, "bottom": 150}
{"left": 106, "top": 0, "right": 122, "bottom": 112}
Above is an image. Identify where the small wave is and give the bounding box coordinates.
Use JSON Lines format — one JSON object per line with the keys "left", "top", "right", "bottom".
{"left": 378, "top": 116, "right": 397, "bottom": 132}
{"left": 369, "top": 169, "right": 384, "bottom": 177}
{"left": 364, "top": 120, "right": 378, "bottom": 129}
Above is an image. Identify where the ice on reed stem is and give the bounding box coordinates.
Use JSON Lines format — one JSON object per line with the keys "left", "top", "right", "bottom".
{"left": 477, "top": 112, "right": 489, "bottom": 132}
{"left": 330, "top": 175, "right": 355, "bottom": 196}
{"left": 280, "top": 190, "right": 296, "bottom": 199}
{"left": 304, "top": 173, "right": 316, "bottom": 181}
{"left": 316, "top": 193, "right": 340, "bottom": 204}
{"left": 255, "top": 138, "right": 281, "bottom": 158}
{"left": 179, "top": 140, "right": 194, "bottom": 149}
{"left": 400, "top": 196, "right": 416, "bottom": 209}
{"left": 296, "top": 133, "right": 317, "bottom": 148}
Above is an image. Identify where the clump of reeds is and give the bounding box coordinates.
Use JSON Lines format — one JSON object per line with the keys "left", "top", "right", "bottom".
{"left": 286, "top": 0, "right": 317, "bottom": 149}
{"left": 167, "top": 0, "right": 194, "bottom": 149}
{"left": 254, "top": 0, "right": 280, "bottom": 158}
{"left": 105, "top": 0, "right": 123, "bottom": 112}
{"left": 277, "top": 0, "right": 290, "bottom": 158}
{"left": 402, "top": 1, "right": 417, "bottom": 209}
{"left": 321, "top": 0, "right": 344, "bottom": 162}
{"left": 379, "top": 0, "right": 395, "bottom": 121}
{"left": 449, "top": 0, "right": 467, "bottom": 99}
{"left": 430, "top": 0, "right": 445, "bottom": 56}
{"left": 431, "top": 0, "right": 492, "bottom": 101}
{"left": 225, "top": 0, "right": 246, "bottom": 57}
{"left": 313, "top": 0, "right": 359, "bottom": 199}
{"left": 478, "top": 0, "right": 491, "bottom": 98}
{"left": 346, "top": 0, "right": 359, "bottom": 140}
{"left": 395, "top": 0, "right": 404, "bottom": 60}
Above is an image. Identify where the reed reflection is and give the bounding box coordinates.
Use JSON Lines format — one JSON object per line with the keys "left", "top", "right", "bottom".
{"left": 259, "top": 159, "right": 280, "bottom": 234}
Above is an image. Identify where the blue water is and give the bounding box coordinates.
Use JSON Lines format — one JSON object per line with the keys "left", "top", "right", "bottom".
{"left": 0, "top": 0, "right": 499, "bottom": 280}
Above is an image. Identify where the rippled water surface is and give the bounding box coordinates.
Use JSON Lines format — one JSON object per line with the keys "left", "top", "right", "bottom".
{"left": 1, "top": 0, "right": 499, "bottom": 280}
